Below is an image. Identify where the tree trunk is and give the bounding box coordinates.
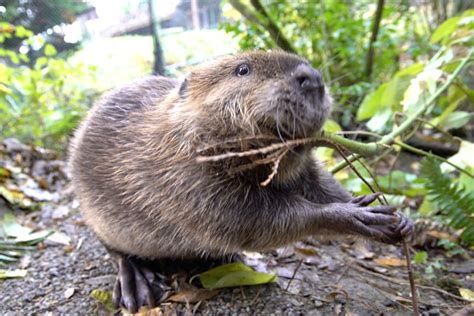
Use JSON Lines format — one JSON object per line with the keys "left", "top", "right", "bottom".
{"left": 148, "top": 0, "right": 165, "bottom": 75}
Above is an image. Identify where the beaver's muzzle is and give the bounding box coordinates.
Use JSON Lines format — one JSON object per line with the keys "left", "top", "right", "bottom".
{"left": 292, "top": 63, "right": 325, "bottom": 101}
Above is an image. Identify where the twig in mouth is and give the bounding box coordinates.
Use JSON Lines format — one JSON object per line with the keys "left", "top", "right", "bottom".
{"left": 260, "top": 148, "right": 289, "bottom": 186}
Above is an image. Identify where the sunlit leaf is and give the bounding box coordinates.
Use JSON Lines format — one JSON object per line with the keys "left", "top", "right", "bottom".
{"left": 356, "top": 83, "right": 387, "bottom": 121}
{"left": 448, "top": 141, "right": 474, "bottom": 169}
{"left": 0, "top": 269, "right": 27, "bottom": 279}
{"left": 323, "top": 119, "right": 342, "bottom": 133}
{"left": 431, "top": 17, "right": 461, "bottom": 43}
{"left": 196, "top": 262, "right": 277, "bottom": 289}
{"left": 44, "top": 44, "right": 57, "bottom": 57}
{"left": 459, "top": 288, "right": 474, "bottom": 301}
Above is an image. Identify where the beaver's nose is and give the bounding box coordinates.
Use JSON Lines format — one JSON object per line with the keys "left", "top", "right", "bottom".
{"left": 293, "top": 64, "right": 324, "bottom": 93}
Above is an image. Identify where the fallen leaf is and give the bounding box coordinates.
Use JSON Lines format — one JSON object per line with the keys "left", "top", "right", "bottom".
{"left": 15, "top": 230, "right": 53, "bottom": 244}
{"left": 47, "top": 231, "right": 71, "bottom": 245}
{"left": 2, "top": 213, "right": 32, "bottom": 238}
{"left": 459, "top": 288, "right": 474, "bottom": 301}
{"left": 427, "top": 230, "right": 456, "bottom": 242}
{"left": 196, "top": 262, "right": 277, "bottom": 289}
{"left": 0, "top": 186, "right": 34, "bottom": 209}
{"left": 0, "top": 269, "right": 27, "bottom": 279}
{"left": 295, "top": 247, "right": 318, "bottom": 256}
{"left": 90, "top": 289, "right": 115, "bottom": 312}
{"left": 64, "top": 287, "right": 75, "bottom": 299}
{"left": 374, "top": 257, "right": 407, "bottom": 267}
{"left": 167, "top": 288, "right": 219, "bottom": 303}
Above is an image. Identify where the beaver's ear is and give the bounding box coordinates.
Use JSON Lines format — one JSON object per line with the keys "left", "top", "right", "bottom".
{"left": 179, "top": 78, "right": 188, "bottom": 98}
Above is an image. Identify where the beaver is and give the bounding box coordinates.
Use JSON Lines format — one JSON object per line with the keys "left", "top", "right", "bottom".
{"left": 68, "top": 51, "right": 413, "bottom": 312}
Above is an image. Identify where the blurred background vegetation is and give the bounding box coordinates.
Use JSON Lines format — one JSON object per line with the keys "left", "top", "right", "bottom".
{"left": 0, "top": 0, "right": 473, "bottom": 260}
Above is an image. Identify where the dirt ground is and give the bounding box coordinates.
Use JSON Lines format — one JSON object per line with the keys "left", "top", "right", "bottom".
{"left": 0, "top": 139, "right": 473, "bottom": 315}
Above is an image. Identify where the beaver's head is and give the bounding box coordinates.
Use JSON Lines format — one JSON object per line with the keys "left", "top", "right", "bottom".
{"left": 179, "top": 51, "right": 331, "bottom": 140}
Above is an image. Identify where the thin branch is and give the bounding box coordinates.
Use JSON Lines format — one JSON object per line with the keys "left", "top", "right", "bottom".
{"left": 260, "top": 148, "right": 288, "bottom": 186}
{"left": 365, "top": 0, "right": 385, "bottom": 79}
{"left": 229, "top": 0, "right": 297, "bottom": 53}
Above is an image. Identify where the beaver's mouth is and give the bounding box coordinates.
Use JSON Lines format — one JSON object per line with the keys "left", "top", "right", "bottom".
{"left": 268, "top": 96, "right": 328, "bottom": 139}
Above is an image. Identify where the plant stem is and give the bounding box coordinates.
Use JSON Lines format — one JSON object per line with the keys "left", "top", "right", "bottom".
{"left": 329, "top": 50, "right": 472, "bottom": 173}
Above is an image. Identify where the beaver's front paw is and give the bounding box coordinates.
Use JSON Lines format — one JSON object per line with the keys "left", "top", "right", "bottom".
{"left": 347, "top": 193, "right": 414, "bottom": 244}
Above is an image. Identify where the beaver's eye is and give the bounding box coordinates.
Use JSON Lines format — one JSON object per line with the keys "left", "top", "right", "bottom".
{"left": 236, "top": 64, "right": 251, "bottom": 77}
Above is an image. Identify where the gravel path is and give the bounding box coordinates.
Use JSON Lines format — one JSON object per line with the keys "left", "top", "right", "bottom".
{"left": 1, "top": 198, "right": 470, "bottom": 315}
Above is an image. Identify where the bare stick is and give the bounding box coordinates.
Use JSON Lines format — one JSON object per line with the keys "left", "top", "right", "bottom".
{"left": 260, "top": 148, "right": 288, "bottom": 186}
{"left": 403, "top": 243, "right": 419, "bottom": 316}
{"left": 285, "top": 259, "right": 303, "bottom": 291}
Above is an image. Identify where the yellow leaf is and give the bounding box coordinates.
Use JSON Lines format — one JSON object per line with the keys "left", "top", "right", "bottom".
{"left": 459, "top": 288, "right": 474, "bottom": 301}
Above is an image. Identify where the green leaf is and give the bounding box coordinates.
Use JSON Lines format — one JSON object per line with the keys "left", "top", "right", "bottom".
{"left": 196, "top": 262, "right": 277, "bottom": 289}
{"left": 90, "top": 290, "right": 115, "bottom": 311}
{"left": 366, "top": 108, "right": 392, "bottom": 133}
{"left": 0, "top": 269, "right": 27, "bottom": 279}
{"left": 413, "top": 251, "right": 428, "bottom": 264}
{"left": 15, "top": 230, "right": 53, "bottom": 244}
{"left": 439, "top": 111, "right": 473, "bottom": 130}
{"left": 323, "top": 119, "right": 342, "bottom": 133}
{"left": 44, "top": 44, "right": 57, "bottom": 57}
{"left": 431, "top": 17, "right": 461, "bottom": 43}
{"left": 356, "top": 83, "right": 388, "bottom": 121}
{"left": 2, "top": 213, "right": 32, "bottom": 238}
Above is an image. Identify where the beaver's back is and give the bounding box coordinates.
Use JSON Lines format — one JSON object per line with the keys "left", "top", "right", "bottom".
{"left": 68, "top": 77, "right": 179, "bottom": 255}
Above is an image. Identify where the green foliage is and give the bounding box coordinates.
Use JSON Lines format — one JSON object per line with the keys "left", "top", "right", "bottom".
{"left": 222, "top": 1, "right": 427, "bottom": 112}
{"left": 0, "top": 24, "right": 97, "bottom": 150}
{"left": 357, "top": 10, "right": 473, "bottom": 133}
{"left": 420, "top": 157, "right": 474, "bottom": 246}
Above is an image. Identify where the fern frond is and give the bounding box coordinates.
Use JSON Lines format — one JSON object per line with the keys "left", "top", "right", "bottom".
{"left": 420, "top": 157, "right": 474, "bottom": 246}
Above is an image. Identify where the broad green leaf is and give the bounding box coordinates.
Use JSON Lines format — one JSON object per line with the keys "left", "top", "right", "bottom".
{"left": 0, "top": 269, "right": 27, "bottom": 279}
{"left": 431, "top": 17, "right": 461, "bottom": 43}
{"left": 382, "top": 75, "right": 413, "bottom": 112}
{"left": 439, "top": 111, "right": 473, "bottom": 130}
{"left": 323, "top": 119, "right": 341, "bottom": 133}
{"left": 197, "top": 262, "right": 276, "bottom": 289}
{"left": 366, "top": 108, "right": 392, "bottom": 133}
{"left": 90, "top": 289, "right": 115, "bottom": 311}
{"left": 431, "top": 85, "right": 467, "bottom": 126}
{"left": 15, "top": 230, "right": 53, "bottom": 244}
{"left": 357, "top": 83, "right": 387, "bottom": 121}
{"left": 395, "top": 63, "right": 424, "bottom": 77}
{"left": 2, "top": 213, "right": 32, "bottom": 238}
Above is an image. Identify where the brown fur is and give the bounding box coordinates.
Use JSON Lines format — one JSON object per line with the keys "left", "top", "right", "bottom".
{"left": 69, "top": 51, "right": 407, "bottom": 260}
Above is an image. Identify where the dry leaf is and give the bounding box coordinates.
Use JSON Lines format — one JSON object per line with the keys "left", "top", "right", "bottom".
{"left": 167, "top": 288, "right": 219, "bottom": 303}
{"left": 427, "top": 230, "right": 456, "bottom": 242}
{"left": 374, "top": 257, "right": 406, "bottom": 267}
{"left": 295, "top": 247, "right": 318, "bottom": 256}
